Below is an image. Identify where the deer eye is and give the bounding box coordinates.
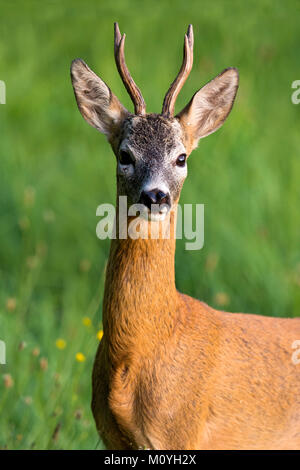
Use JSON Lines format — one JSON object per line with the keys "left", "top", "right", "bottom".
{"left": 119, "top": 150, "right": 134, "bottom": 166}
{"left": 176, "top": 153, "right": 187, "bottom": 167}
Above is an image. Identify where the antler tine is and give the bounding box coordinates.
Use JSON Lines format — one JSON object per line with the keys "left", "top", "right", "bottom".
{"left": 114, "top": 22, "right": 146, "bottom": 116}
{"left": 162, "top": 24, "right": 194, "bottom": 117}
{"left": 114, "top": 22, "right": 122, "bottom": 55}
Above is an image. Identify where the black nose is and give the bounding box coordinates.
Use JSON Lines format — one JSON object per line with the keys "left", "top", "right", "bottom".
{"left": 139, "top": 188, "right": 170, "bottom": 211}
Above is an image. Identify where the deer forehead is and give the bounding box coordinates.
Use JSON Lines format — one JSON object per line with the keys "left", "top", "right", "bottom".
{"left": 119, "top": 114, "right": 186, "bottom": 163}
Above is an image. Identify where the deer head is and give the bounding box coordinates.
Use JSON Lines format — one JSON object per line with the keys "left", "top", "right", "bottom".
{"left": 71, "top": 23, "right": 238, "bottom": 221}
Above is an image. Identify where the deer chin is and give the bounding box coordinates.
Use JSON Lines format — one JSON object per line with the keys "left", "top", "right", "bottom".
{"left": 141, "top": 204, "right": 170, "bottom": 222}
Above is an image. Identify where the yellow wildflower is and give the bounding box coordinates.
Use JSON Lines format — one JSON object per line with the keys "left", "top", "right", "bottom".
{"left": 97, "top": 330, "right": 104, "bottom": 341}
{"left": 76, "top": 352, "right": 86, "bottom": 362}
{"left": 55, "top": 338, "right": 66, "bottom": 350}
{"left": 82, "top": 317, "right": 91, "bottom": 327}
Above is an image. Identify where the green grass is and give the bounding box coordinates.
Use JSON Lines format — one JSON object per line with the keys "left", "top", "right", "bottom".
{"left": 0, "top": 0, "right": 300, "bottom": 449}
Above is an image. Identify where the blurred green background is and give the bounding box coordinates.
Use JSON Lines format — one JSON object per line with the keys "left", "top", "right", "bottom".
{"left": 0, "top": 0, "right": 300, "bottom": 450}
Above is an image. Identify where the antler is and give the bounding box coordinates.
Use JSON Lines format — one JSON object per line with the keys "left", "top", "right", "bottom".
{"left": 114, "top": 22, "right": 146, "bottom": 116}
{"left": 162, "top": 24, "right": 194, "bottom": 117}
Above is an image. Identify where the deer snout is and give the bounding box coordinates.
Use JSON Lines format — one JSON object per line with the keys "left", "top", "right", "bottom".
{"left": 139, "top": 189, "right": 170, "bottom": 212}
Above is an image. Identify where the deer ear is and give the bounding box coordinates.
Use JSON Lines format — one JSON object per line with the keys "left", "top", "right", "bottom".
{"left": 176, "top": 68, "right": 239, "bottom": 152}
{"left": 70, "top": 59, "right": 129, "bottom": 138}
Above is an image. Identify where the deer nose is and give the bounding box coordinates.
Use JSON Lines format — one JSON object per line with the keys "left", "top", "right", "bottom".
{"left": 139, "top": 189, "right": 170, "bottom": 210}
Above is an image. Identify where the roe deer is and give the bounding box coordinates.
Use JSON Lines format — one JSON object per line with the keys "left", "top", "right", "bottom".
{"left": 71, "top": 23, "right": 300, "bottom": 450}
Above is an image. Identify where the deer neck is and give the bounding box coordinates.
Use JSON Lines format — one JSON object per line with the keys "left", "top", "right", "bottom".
{"left": 103, "top": 198, "right": 181, "bottom": 360}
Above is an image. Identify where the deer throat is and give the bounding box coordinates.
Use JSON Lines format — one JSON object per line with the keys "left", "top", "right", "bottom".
{"left": 102, "top": 205, "right": 181, "bottom": 361}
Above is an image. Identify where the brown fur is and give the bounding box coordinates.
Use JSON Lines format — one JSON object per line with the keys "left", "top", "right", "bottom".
{"left": 92, "top": 209, "right": 300, "bottom": 450}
